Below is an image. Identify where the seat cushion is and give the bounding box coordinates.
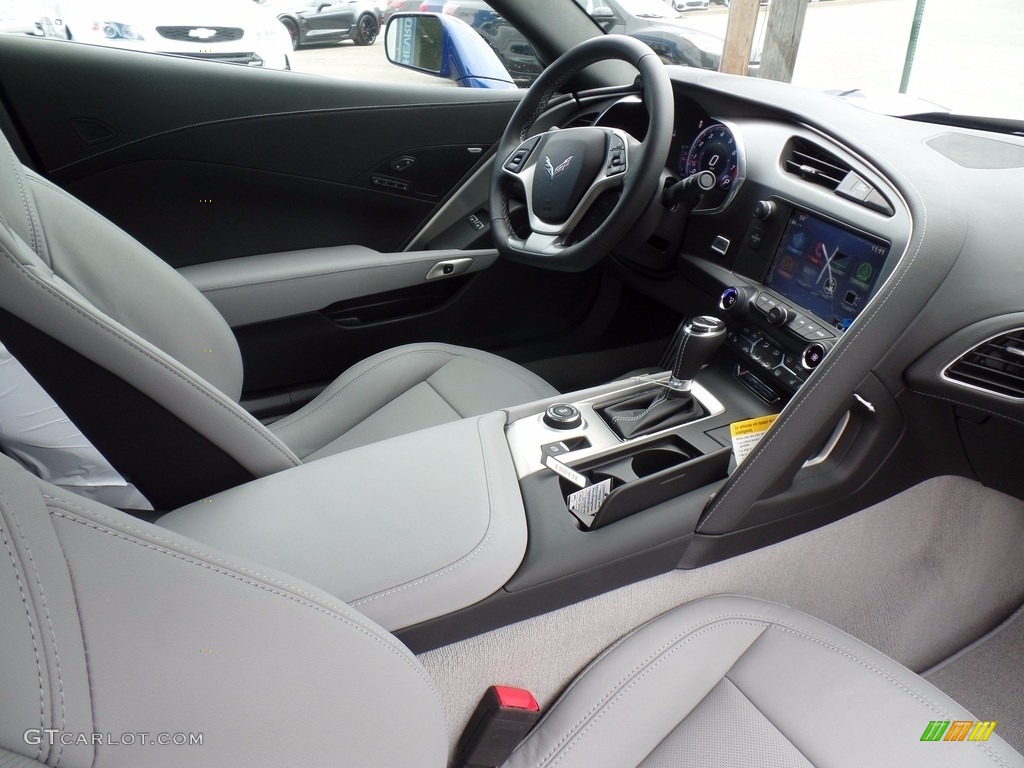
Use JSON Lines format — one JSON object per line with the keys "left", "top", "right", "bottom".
{"left": 270, "top": 342, "right": 558, "bottom": 460}
{"left": 506, "top": 595, "right": 1024, "bottom": 768}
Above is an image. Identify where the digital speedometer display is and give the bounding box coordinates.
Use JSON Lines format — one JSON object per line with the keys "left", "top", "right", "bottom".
{"left": 765, "top": 211, "right": 890, "bottom": 331}
{"left": 683, "top": 122, "right": 739, "bottom": 193}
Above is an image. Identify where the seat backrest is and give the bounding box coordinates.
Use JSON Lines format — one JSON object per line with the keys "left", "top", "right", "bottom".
{"left": 0, "top": 453, "right": 447, "bottom": 767}
{"left": 0, "top": 133, "right": 301, "bottom": 507}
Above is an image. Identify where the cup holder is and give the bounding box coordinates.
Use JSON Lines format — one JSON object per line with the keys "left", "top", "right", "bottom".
{"left": 631, "top": 448, "right": 690, "bottom": 478}
{"left": 555, "top": 436, "right": 730, "bottom": 530}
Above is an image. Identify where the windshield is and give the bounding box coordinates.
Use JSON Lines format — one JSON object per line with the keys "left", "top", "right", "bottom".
{"left": 658, "top": 0, "right": 1024, "bottom": 122}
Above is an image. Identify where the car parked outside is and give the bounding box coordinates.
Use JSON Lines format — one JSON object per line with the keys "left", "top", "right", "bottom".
{"left": 673, "top": 0, "right": 709, "bottom": 11}
{"left": 258, "top": 0, "right": 380, "bottom": 48}
{"left": 55, "top": 0, "right": 293, "bottom": 68}
{"left": 441, "top": 0, "right": 757, "bottom": 87}
{"left": 382, "top": 0, "right": 440, "bottom": 21}
{"left": 0, "top": 0, "right": 64, "bottom": 38}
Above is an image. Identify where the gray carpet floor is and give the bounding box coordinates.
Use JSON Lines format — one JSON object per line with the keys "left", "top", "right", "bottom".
{"left": 417, "top": 475, "right": 1024, "bottom": 762}
{"left": 926, "top": 602, "right": 1024, "bottom": 754}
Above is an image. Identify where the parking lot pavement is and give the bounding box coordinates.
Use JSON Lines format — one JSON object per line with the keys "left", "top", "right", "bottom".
{"left": 291, "top": 0, "right": 1024, "bottom": 119}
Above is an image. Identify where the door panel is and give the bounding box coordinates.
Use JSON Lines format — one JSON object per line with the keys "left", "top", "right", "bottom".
{"left": 0, "top": 34, "right": 652, "bottom": 401}
{"left": 0, "top": 35, "right": 520, "bottom": 261}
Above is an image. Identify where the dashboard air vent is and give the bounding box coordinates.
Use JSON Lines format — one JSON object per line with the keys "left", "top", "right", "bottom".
{"left": 947, "top": 330, "right": 1024, "bottom": 398}
{"left": 783, "top": 137, "right": 851, "bottom": 191}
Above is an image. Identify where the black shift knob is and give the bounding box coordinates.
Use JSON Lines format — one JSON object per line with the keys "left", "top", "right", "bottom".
{"left": 667, "top": 315, "right": 726, "bottom": 395}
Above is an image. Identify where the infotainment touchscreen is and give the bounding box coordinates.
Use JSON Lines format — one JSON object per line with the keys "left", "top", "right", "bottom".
{"left": 764, "top": 210, "right": 890, "bottom": 332}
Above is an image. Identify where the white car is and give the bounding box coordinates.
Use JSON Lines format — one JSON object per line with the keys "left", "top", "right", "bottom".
{"left": 672, "top": 0, "right": 708, "bottom": 10}
{"left": 0, "top": 0, "right": 65, "bottom": 38}
{"left": 56, "top": 0, "right": 292, "bottom": 69}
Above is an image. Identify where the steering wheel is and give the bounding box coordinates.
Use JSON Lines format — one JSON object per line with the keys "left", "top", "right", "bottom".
{"left": 489, "top": 35, "right": 674, "bottom": 272}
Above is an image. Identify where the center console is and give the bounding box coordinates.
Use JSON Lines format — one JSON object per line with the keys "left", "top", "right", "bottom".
{"left": 703, "top": 200, "right": 894, "bottom": 406}
{"left": 156, "top": 198, "right": 902, "bottom": 655}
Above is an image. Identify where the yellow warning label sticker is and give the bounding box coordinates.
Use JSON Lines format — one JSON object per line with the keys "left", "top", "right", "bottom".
{"left": 729, "top": 414, "right": 779, "bottom": 465}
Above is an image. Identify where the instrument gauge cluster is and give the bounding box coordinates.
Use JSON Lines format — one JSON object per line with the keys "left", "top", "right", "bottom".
{"left": 676, "top": 119, "right": 744, "bottom": 211}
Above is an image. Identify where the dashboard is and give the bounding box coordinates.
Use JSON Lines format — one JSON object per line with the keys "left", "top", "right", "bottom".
{"left": 550, "top": 65, "right": 1024, "bottom": 544}
{"left": 593, "top": 85, "right": 907, "bottom": 405}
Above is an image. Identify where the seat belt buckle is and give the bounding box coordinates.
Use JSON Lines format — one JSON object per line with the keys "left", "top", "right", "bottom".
{"left": 456, "top": 685, "right": 542, "bottom": 768}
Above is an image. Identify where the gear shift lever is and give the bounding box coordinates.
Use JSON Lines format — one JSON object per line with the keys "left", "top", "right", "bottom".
{"left": 599, "top": 315, "right": 726, "bottom": 440}
{"left": 666, "top": 316, "right": 726, "bottom": 398}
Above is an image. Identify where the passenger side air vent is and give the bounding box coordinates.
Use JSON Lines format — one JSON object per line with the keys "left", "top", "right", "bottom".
{"left": 946, "top": 330, "right": 1024, "bottom": 398}
{"left": 782, "top": 137, "right": 894, "bottom": 215}
{"left": 782, "top": 137, "right": 850, "bottom": 190}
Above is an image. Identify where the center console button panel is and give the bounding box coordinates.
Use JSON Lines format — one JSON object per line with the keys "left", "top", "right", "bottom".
{"left": 726, "top": 324, "right": 809, "bottom": 393}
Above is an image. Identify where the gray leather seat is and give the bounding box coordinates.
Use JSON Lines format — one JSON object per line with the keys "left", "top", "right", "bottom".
{"left": 0, "top": 135, "right": 556, "bottom": 506}
{"left": 2, "top": 453, "right": 1020, "bottom": 768}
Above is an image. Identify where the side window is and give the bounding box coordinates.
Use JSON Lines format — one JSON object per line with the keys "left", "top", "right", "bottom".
{"left": 16, "top": 0, "right": 546, "bottom": 91}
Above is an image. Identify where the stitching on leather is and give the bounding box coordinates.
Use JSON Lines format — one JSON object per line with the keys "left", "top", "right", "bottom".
{"left": 697, "top": 178, "right": 928, "bottom": 532}
{"left": 43, "top": 495, "right": 381, "bottom": 621}
{"left": 532, "top": 610, "right": 970, "bottom": 768}
{"left": 0, "top": 490, "right": 47, "bottom": 761}
{"left": 272, "top": 346, "right": 552, "bottom": 442}
{"left": 51, "top": 100, "right": 518, "bottom": 173}
{"left": 671, "top": 329, "right": 690, "bottom": 377}
{"left": 27, "top": 173, "right": 239, "bottom": 318}
{"left": 423, "top": 377, "right": 466, "bottom": 420}
{"left": 7, "top": 496, "right": 68, "bottom": 767}
{"left": 0, "top": 247, "right": 301, "bottom": 469}
{"left": 500, "top": 49, "right": 614, "bottom": 232}
{"left": 46, "top": 503, "right": 443, "bottom": 708}
{"left": 5, "top": 142, "right": 40, "bottom": 256}
{"left": 917, "top": 390, "right": 1024, "bottom": 430}
{"left": 352, "top": 415, "right": 502, "bottom": 607}
{"left": 610, "top": 389, "right": 667, "bottom": 423}
{"left": 272, "top": 349, "right": 458, "bottom": 438}
{"left": 192, "top": 258, "right": 424, "bottom": 292}
{"left": 719, "top": 675, "right": 817, "bottom": 767}
{"left": 531, "top": 610, "right": 757, "bottom": 767}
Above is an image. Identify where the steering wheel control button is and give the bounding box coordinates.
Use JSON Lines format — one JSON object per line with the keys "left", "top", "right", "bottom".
{"left": 606, "top": 135, "right": 627, "bottom": 176}
{"left": 503, "top": 136, "right": 540, "bottom": 173}
{"left": 802, "top": 341, "right": 832, "bottom": 370}
{"left": 544, "top": 403, "right": 582, "bottom": 430}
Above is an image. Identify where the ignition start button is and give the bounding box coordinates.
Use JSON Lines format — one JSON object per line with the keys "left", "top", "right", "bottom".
{"left": 544, "top": 403, "right": 582, "bottom": 430}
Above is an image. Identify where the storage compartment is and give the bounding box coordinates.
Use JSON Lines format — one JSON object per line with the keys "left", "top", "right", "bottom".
{"left": 558, "top": 436, "right": 731, "bottom": 529}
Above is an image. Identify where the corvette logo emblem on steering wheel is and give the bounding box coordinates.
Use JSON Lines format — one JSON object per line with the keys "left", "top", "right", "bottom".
{"left": 545, "top": 155, "right": 573, "bottom": 181}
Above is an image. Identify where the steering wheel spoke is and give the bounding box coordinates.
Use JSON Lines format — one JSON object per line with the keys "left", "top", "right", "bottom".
{"left": 514, "top": 231, "right": 569, "bottom": 257}
{"left": 489, "top": 35, "right": 673, "bottom": 272}
{"left": 508, "top": 127, "right": 632, "bottom": 238}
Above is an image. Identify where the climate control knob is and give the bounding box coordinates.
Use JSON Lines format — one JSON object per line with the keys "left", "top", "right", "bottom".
{"left": 802, "top": 341, "right": 834, "bottom": 370}
{"left": 766, "top": 305, "right": 792, "bottom": 326}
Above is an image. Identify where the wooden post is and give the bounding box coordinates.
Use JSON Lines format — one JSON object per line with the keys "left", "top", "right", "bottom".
{"left": 759, "top": 0, "right": 809, "bottom": 83}
{"left": 720, "top": 0, "right": 760, "bottom": 76}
